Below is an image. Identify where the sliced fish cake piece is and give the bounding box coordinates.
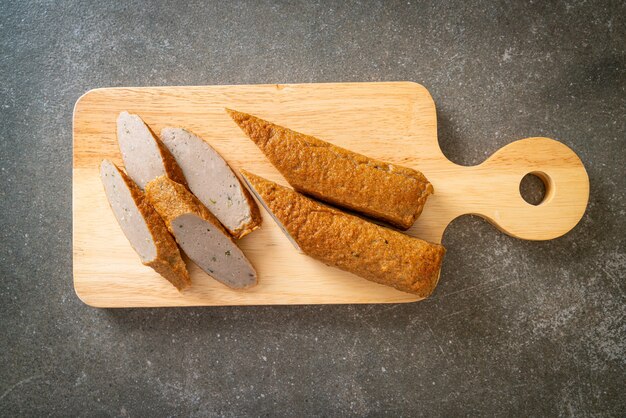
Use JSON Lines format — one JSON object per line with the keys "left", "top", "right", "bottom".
{"left": 116, "top": 111, "right": 187, "bottom": 189}
{"left": 145, "top": 176, "right": 257, "bottom": 289}
{"left": 240, "top": 170, "right": 445, "bottom": 298}
{"left": 160, "top": 127, "right": 261, "bottom": 238}
{"left": 228, "top": 109, "right": 433, "bottom": 230}
{"left": 99, "top": 160, "right": 190, "bottom": 290}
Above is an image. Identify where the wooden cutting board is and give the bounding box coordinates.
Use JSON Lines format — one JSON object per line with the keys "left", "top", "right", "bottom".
{"left": 73, "top": 82, "right": 589, "bottom": 307}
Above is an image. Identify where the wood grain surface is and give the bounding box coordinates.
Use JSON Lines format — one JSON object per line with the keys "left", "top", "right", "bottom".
{"left": 72, "top": 82, "right": 589, "bottom": 307}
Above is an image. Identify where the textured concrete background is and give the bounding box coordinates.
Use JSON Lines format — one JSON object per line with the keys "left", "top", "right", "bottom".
{"left": 1, "top": 0, "right": 624, "bottom": 416}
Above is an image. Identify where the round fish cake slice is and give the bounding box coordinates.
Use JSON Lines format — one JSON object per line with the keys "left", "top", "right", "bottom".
{"left": 116, "top": 111, "right": 187, "bottom": 189}
{"left": 99, "top": 160, "right": 190, "bottom": 290}
{"left": 145, "top": 175, "right": 257, "bottom": 289}
{"left": 160, "top": 127, "right": 261, "bottom": 238}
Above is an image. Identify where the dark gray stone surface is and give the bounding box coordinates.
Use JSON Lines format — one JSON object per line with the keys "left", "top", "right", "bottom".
{"left": 1, "top": 0, "right": 624, "bottom": 416}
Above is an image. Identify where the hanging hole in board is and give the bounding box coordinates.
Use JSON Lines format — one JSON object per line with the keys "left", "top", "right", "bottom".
{"left": 520, "top": 172, "right": 551, "bottom": 205}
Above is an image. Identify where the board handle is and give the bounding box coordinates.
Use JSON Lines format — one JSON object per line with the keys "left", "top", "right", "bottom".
{"left": 466, "top": 137, "right": 589, "bottom": 240}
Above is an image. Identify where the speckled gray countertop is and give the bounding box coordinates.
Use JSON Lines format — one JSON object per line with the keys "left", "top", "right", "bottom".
{"left": 1, "top": 1, "right": 624, "bottom": 416}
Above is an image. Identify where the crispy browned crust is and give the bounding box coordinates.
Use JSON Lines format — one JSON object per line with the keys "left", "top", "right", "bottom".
{"left": 144, "top": 121, "right": 189, "bottom": 188}
{"left": 114, "top": 165, "right": 190, "bottom": 290}
{"left": 145, "top": 176, "right": 231, "bottom": 238}
{"left": 241, "top": 170, "right": 445, "bottom": 298}
{"left": 228, "top": 109, "right": 434, "bottom": 230}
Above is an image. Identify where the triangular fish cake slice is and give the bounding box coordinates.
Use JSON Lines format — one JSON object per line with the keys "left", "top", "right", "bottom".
{"left": 240, "top": 170, "right": 445, "bottom": 298}
{"left": 228, "top": 109, "right": 433, "bottom": 230}
{"left": 99, "top": 160, "right": 190, "bottom": 290}
{"left": 160, "top": 127, "right": 261, "bottom": 238}
{"left": 145, "top": 176, "right": 257, "bottom": 289}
